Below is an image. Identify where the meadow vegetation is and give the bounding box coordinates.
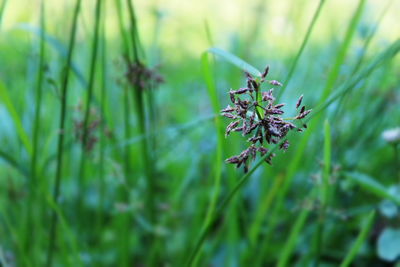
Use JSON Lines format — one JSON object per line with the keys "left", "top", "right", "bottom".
{"left": 0, "top": 0, "right": 399, "bottom": 266}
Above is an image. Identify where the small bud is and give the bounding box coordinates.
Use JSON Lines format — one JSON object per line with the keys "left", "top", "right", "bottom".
{"left": 280, "top": 140, "right": 290, "bottom": 151}
{"left": 296, "top": 95, "right": 303, "bottom": 109}
{"left": 221, "top": 105, "right": 235, "bottom": 113}
{"left": 296, "top": 109, "right": 312, "bottom": 120}
{"left": 269, "top": 80, "right": 283, "bottom": 86}
{"left": 274, "top": 103, "right": 286, "bottom": 109}
{"left": 226, "top": 156, "right": 240, "bottom": 164}
{"left": 234, "top": 88, "right": 248, "bottom": 94}
{"left": 222, "top": 113, "right": 236, "bottom": 119}
{"left": 262, "top": 66, "right": 270, "bottom": 79}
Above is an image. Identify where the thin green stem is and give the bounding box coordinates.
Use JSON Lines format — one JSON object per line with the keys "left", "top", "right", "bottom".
{"left": 76, "top": 0, "right": 102, "bottom": 222}
{"left": 26, "top": 0, "right": 45, "bottom": 263}
{"left": 46, "top": 0, "right": 82, "bottom": 266}
{"left": 277, "top": 0, "right": 325, "bottom": 100}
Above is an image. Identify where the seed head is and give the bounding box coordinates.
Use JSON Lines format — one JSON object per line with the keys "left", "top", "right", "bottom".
{"left": 221, "top": 67, "right": 311, "bottom": 172}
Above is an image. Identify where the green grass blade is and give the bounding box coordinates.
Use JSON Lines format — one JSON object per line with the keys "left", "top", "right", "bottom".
{"left": 277, "top": 191, "right": 314, "bottom": 267}
{"left": 46, "top": 0, "right": 82, "bottom": 265}
{"left": 345, "top": 172, "right": 400, "bottom": 205}
{"left": 0, "top": 149, "right": 28, "bottom": 177}
{"left": 208, "top": 47, "right": 261, "bottom": 77}
{"left": 76, "top": 0, "right": 102, "bottom": 221}
{"left": 313, "top": 119, "right": 331, "bottom": 265}
{"left": 340, "top": 211, "right": 376, "bottom": 267}
{"left": 25, "top": 0, "right": 46, "bottom": 262}
{"left": 322, "top": 119, "right": 331, "bottom": 205}
{"left": 17, "top": 24, "right": 88, "bottom": 88}
{"left": 249, "top": 174, "right": 284, "bottom": 245}
{"left": 320, "top": 0, "right": 366, "bottom": 101}
{"left": 0, "top": 81, "right": 32, "bottom": 155}
{"left": 277, "top": 0, "right": 326, "bottom": 100}
{"left": 200, "top": 52, "right": 223, "bottom": 234}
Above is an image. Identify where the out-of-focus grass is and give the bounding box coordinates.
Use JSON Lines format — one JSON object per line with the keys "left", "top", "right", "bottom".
{"left": 0, "top": 0, "right": 399, "bottom": 266}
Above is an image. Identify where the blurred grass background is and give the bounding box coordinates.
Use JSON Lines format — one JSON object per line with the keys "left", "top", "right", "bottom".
{"left": 0, "top": 0, "right": 399, "bottom": 266}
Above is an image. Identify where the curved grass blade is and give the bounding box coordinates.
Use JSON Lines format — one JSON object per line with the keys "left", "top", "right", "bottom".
{"left": 320, "top": 0, "right": 366, "bottom": 102}
{"left": 199, "top": 52, "right": 223, "bottom": 247}
{"left": 277, "top": 191, "right": 315, "bottom": 267}
{"left": 0, "top": 81, "right": 32, "bottom": 155}
{"left": 16, "top": 24, "right": 88, "bottom": 88}
{"left": 208, "top": 47, "right": 261, "bottom": 77}
{"left": 0, "top": 149, "right": 28, "bottom": 177}
{"left": 340, "top": 211, "right": 376, "bottom": 267}
{"left": 345, "top": 172, "right": 400, "bottom": 205}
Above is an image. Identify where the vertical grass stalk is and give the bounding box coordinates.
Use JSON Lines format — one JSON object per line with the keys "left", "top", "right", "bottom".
{"left": 340, "top": 211, "right": 376, "bottom": 267}
{"left": 46, "top": 0, "right": 82, "bottom": 266}
{"left": 26, "top": 0, "right": 46, "bottom": 264}
{"left": 76, "top": 0, "right": 102, "bottom": 224}
{"left": 277, "top": 0, "right": 325, "bottom": 100}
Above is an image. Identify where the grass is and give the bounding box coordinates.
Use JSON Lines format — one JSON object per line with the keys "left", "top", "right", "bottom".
{"left": 0, "top": 0, "right": 399, "bottom": 266}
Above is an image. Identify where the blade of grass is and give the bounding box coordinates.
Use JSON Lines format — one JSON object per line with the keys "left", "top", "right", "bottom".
{"left": 208, "top": 47, "right": 261, "bottom": 77}
{"left": 0, "top": 149, "right": 28, "bottom": 177}
{"left": 276, "top": 191, "right": 315, "bottom": 267}
{"left": 96, "top": 5, "right": 107, "bottom": 247}
{"left": 0, "top": 81, "right": 32, "bottom": 156}
{"left": 248, "top": 173, "right": 284, "bottom": 245}
{"left": 195, "top": 52, "right": 223, "bottom": 264}
{"left": 312, "top": 119, "right": 331, "bottom": 266}
{"left": 277, "top": 0, "right": 326, "bottom": 100}
{"left": 0, "top": 209, "right": 31, "bottom": 267}
{"left": 320, "top": 0, "right": 366, "bottom": 101}
{"left": 45, "top": 193, "right": 82, "bottom": 266}
{"left": 340, "top": 211, "right": 376, "bottom": 267}
{"left": 76, "top": 0, "right": 102, "bottom": 227}
{"left": 345, "top": 172, "right": 400, "bottom": 205}
{"left": 17, "top": 24, "right": 88, "bottom": 89}
{"left": 46, "top": 0, "right": 82, "bottom": 265}
{"left": 25, "top": 1, "right": 46, "bottom": 263}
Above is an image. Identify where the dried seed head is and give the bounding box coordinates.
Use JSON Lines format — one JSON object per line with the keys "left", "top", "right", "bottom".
{"left": 225, "top": 120, "right": 240, "bottom": 137}
{"left": 221, "top": 105, "right": 235, "bottom": 113}
{"left": 222, "top": 113, "right": 236, "bottom": 119}
{"left": 226, "top": 156, "right": 240, "bottom": 164}
{"left": 262, "top": 66, "right": 270, "bottom": 79}
{"left": 296, "top": 109, "right": 312, "bottom": 120}
{"left": 296, "top": 95, "right": 303, "bottom": 109}
{"left": 269, "top": 80, "right": 283, "bottom": 86}
{"left": 280, "top": 140, "right": 290, "bottom": 151}
{"left": 274, "top": 103, "right": 286, "bottom": 109}
{"left": 221, "top": 66, "right": 310, "bottom": 171}
{"left": 234, "top": 88, "right": 248, "bottom": 94}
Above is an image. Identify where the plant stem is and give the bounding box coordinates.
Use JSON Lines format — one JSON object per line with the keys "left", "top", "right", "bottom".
{"left": 46, "top": 0, "right": 82, "bottom": 266}
{"left": 277, "top": 0, "right": 325, "bottom": 100}
{"left": 26, "top": 1, "right": 45, "bottom": 264}
{"left": 76, "top": 0, "right": 102, "bottom": 225}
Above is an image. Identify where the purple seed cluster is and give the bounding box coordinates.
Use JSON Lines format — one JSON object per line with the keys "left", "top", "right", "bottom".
{"left": 221, "top": 66, "right": 311, "bottom": 172}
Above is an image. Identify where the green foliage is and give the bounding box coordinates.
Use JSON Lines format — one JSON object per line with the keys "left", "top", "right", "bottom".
{"left": 0, "top": 0, "right": 399, "bottom": 266}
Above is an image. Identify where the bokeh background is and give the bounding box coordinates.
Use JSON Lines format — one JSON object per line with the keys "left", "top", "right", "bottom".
{"left": 0, "top": 0, "right": 399, "bottom": 266}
